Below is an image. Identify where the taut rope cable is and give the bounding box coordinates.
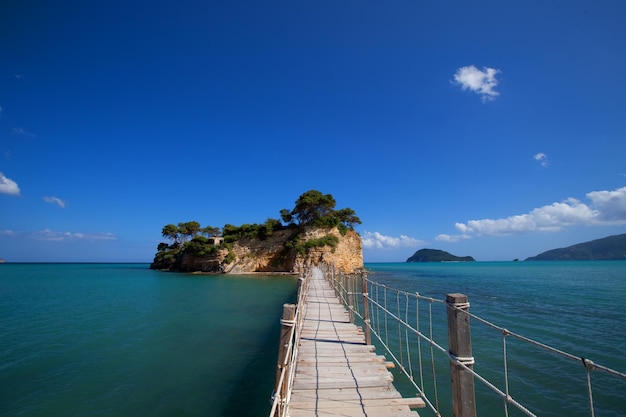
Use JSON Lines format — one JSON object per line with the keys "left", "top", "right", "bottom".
{"left": 429, "top": 299, "right": 441, "bottom": 415}
{"left": 502, "top": 331, "right": 510, "bottom": 417}
{"left": 405, "top": 292, "right": 413, "bottom": 381}
{"left": 416, "top": 293, "right": 426, "bottom": 396}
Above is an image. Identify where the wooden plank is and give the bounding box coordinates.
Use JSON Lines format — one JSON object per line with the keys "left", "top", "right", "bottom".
{"left": 295, "top": 365, "right": 391, "bottom": 375}
{"left": 297, "top": 354, "right": 388, "bottom": 364}
{"left": 289, "top": 408, "right": 419, "bottom": 417}
{"left": 289, "top": 397, "right": 426, "bottom": 409}
{"left": 290, "top": 386, "right": 404, "bottom": 402}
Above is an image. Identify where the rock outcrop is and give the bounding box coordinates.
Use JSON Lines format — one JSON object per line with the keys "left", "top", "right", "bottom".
{"left": 175, "top": 227, "right": 363, "bottom": 274}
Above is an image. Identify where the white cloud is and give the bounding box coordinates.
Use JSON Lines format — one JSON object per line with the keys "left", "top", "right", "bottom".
{"left": 362, "top": 231, "right": 424, "bottom": 249}
{"left": 31, "top": 229, "right": 117, "bottom": 241}
{"left": 0, "top": 172, "right": 20, "bottom": 196}
{"left": 43, "top": 196, "right": 67, "bottom": 208}
{"left": 587, "top": 187, "right": 626, "bottom": 221}
{"left": 0, "top": 229, "right": 116, "bottom": 242}
{"left": 439, "top": 186, "right": 626, "bottom": 240}
{"left": 435, "top": 233, "right": 470, "bottom": 243}
{"left": 534, "top": 152, "right": 549, "bottom": 167}
{"left": 12, "top": 127, "right": 35, "bottom": 137}
{"left": 453, "top": 65, "right": 500, "bottom": 102}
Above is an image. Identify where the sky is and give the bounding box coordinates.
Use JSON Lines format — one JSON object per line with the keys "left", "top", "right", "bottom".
{"left": 1, "top": 0, "right": 625, "bottom": 263}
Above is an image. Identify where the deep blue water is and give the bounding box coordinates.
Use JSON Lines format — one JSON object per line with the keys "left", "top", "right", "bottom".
{"left": 1, "top": 262, "right": 624, "bottom": 417}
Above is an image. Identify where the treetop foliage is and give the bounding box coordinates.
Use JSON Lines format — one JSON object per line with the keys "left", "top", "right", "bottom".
{"left": 282, "top": 189, "right": 361, "bottom": 231}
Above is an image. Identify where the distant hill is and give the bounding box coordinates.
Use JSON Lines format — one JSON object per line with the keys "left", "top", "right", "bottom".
{"left": 406, "top": 249, "right": 475, "bottom": 263}
{"left": 526, "top": 234, "right": 626, "bottom": 261}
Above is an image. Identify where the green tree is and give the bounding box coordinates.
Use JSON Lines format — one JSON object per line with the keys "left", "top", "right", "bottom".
{"left": 280, "top": 208, "right": 293, "bottom": 225}
{"left": 334, "top": 208, "right": 362, "bottom": 229}
{"left": 201, "top": 226, "right": 221, "bottom": 237}
{"left": 162, "top": 224, "right": 182, "bottom": 245}
{"left": 291, "top": 190, "right": 336, "bottom": 226}
{"left": 178, "top": 221, "right": 201, "bottom": 241}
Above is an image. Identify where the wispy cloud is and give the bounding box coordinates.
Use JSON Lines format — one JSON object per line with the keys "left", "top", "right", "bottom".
{"left": 534, "top": 152, "right": 549, "bottom": 167}
{"left": 12, "top": 127, "right": 36, "bottom": 137}
{"left": 453, "top": 65, "right": 501, "bottom": 102}
{"left": 0, "top": 229, "right": 117, "bottom": 242}
{"left": 0, "top": 172, "right": 21, "bottom": 196}
{"left": 43, "top": 196, "right": 67, "bottom": 208}
{"left": 436, "top": 186, "right": 626, "bottom": 241}
{"left": 362, "top": 231, "right": 424, "bottom": 249}
{"left": 435, "top": 233, "right": 471, "bottom": 243}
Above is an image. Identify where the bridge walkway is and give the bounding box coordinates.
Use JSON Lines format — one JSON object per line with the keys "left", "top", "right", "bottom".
{"left": 286, "top": 267, "right": 425, "bottom": 417}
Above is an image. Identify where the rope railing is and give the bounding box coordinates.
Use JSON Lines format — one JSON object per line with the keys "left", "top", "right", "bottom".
{"left": 269, "top": 267, "right": 311, "bottom": 417}
{"left": 320, "top": 264, "right": 626, "bottom": 417}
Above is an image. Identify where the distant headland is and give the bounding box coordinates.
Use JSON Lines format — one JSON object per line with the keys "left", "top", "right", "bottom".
{"left": 406, "top": 249, "right": 475, "bottom": 263}
{"left": 526, "top": 234, "right": 626, "bottom": 261}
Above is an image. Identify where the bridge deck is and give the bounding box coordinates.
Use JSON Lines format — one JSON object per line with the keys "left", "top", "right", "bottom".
{"left": 287, "top": 268, "right": 424, "bottom": 417}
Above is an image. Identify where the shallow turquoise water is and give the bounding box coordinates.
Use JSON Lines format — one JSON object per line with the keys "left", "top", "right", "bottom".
{"left": 0, "top": 264, "right": 298, "bottom": 417}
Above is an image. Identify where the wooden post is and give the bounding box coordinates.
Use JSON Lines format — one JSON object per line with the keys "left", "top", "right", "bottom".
{"left": 446, "top": 293, "right": 476, "bottom": 417}
{"left": 297, "top": 273, "right": 305, "bottom": 303}
{"left": 362, "top": 270, "right": 371, "bottom": 346}
{"left": 275, "top": 303, "right": 296, "bottom": 405}
{"left": 347, "top": 274, "right": 354, "bottom": 323}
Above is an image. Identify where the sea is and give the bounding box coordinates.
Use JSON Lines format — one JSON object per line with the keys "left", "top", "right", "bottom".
{"left": 0, "top": 261, "right": 624, "bottom": 417}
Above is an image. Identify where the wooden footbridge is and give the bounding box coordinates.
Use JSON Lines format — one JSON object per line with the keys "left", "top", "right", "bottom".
{"left": 270, "top": 264, "right": 626, "bottom": 417}
{"left": 270, "top": 266, "right": 425, "bottom": 417}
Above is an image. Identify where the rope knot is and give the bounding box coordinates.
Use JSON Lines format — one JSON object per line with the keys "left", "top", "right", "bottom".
{"left": 581, "top": 357, "right": 596, "bottom": 371}
{"left": 450, "top": 353, "right": 475, "bottom": 366}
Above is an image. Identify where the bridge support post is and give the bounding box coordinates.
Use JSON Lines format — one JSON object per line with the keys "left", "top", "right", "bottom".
{"left": 362, "top": 270, "right": 371, "bottom": 346}
{"left": 274, "top": 303, "right": 296, "bottom": 410}
{"left": 446, "top": 293, "right": 476, "bottom": 417}
{"left": 347, "top": 274, "right": 354, "bottom": 323}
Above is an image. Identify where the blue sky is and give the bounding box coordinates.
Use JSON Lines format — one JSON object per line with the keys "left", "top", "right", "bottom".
{"left": 1, "top": 1, "right": 625, "bottom": 262}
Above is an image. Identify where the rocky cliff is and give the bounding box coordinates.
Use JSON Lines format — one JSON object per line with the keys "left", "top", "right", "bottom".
{"left": 176, "top": 227, "right": 363, "bottom": 274}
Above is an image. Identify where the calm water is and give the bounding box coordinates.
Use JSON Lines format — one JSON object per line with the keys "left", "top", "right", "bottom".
{"left": 1, "top": 262, "right": 625, "bottom": 416}
{"left": 0, "top": 264, "right": 298, "bottom": 417}
{"left": 365, "top": 261, "right": 626, "bottom": 417}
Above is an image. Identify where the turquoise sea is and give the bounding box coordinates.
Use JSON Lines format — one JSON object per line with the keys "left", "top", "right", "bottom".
{"left": 1, "top": 262, "right": 625, "bottom": 417}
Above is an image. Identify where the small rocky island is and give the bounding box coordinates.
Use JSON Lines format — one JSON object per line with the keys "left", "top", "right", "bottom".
{"left": 151, "top": 190, "right": 364, "bottom": 274}
{"left": 406, "top": 249, "right": 475, "bottom": 263}
{"left": 526, "top": 234, "right": 626, "bottom": 261}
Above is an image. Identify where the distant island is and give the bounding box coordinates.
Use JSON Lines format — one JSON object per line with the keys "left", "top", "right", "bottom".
{"left": 0, "top": 258, "right": 5, "bottom": 263}
{"left": 526, "top": 234, "right": 626, "bottom": 261}
{"left": 406, "top": 249, "right": 475, "bottom": 263}
{"left": 150, "top": 190, "right": 364, "bottom": 274}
